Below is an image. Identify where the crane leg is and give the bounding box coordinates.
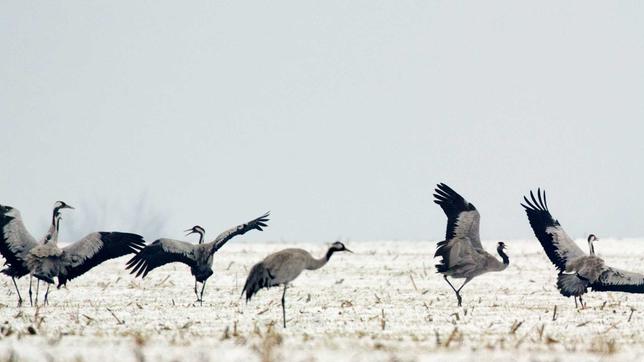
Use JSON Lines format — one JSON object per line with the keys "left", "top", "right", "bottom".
{"left": 579, "top": 295, "right": 585, "bottom": 309}
{"left": 29, "top": 276, "right": 33, "bottom": 307}
{"left": 199, "top": 281, "right": 206, "bottom": 306}
{"left": 11, "top": 277, "right": 23, "bottom": 307}
{"left": 44, "top": 284, "right": 50, "bottom": 306}
{"left": 281, "top": 284, "right": 288, "bottom": 328}
{"left": 442, "top": 275, "right": 462, "bottom": 307}
{"left": 194, "top": 280, "right": 199, "bottom": 301}
{"left": 35, "top": 280, "right": 40, "bottom": 306}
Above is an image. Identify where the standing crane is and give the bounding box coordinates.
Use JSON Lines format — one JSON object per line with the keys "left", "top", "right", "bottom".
{"left": 126, "top": 212, "right": 269, "bottom": 304}
{"left": 242, "top": 241, "right": 352, "bottom": 328}
{"left": 433, "top": 183, "right": 510, "bottom": 307}
{"left": 522, "top": 189, "right": 644, "bottom": 308}
{"left": 0, "top": 201, "right": 74, "bottom": 306}
{"left": 24, "top": 206, "right": 145, "bottom": 305}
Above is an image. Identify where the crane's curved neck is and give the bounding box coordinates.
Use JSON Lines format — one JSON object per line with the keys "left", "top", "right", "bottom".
{"left": 306, "top": 248, "right": 337, "bottom": 270}
{"left": 196, "top": 231, "right": 205, "bottom": 244}
{"left": 496, "top": 247, "right": 509, "bottom": 270}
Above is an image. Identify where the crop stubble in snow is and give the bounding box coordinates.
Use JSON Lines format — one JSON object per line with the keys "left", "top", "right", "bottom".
{"left": 0, "top": 240, "right": 644, "bottom": 361}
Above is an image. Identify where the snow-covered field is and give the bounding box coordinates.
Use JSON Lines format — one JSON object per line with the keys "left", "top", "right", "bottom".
{"left": 1, "top": 239, "right": 644, "bottom": 361}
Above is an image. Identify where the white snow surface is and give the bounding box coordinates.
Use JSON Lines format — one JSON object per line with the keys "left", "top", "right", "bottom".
{"left": 1, "top": 239, "right": 644, "bottom": 361}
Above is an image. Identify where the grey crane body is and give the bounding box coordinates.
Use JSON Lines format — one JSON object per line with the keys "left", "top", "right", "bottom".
{"left": 563, "top": 240, "right": 605, "bottom": 290}
{"left": 523, "top": 189, "right": 644, "bottom": 308}
{"left": 433, "top": 183, "right": 509, "bottom": 307}
{"left": 0, "top": 201, "right": 73, "bottom": 306}
{"left": 189, "top": 244, "right": 215, "bottom": 282}
{"left": 127, "top": 213, "right": 270, "bottom": 304}
{"left": 252, "top": 248, "right": 331, "bottom": 284}
{"left": 242, "top": 242, "right": 352, "bottom": 328}
{"left": 27, "top": 245, "right": 63, "bottom": 283}
{"left": 190, "top": 225, "right": 215, "bottom": 282}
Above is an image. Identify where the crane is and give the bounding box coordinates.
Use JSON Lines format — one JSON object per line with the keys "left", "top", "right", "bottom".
{"left": 523, "top": 189, "right": 644, "bottom": 308}
{"left": 433, "top": 183, "right": 509, "bottom": 306}
{"left": 242, "top": 241, "right": 352, "bottom": 327}
{"left": 126, "top": 213, "right": 269, "bottom": 304}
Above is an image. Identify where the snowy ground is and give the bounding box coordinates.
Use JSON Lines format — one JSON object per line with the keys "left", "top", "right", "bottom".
{"left": 1, "top": 239, "right": 644, "bottom": 361}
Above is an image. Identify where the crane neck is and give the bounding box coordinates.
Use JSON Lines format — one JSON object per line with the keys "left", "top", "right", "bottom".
{"left": 588, "top": 239, "right": 595, "bottom": 256}
{"left": 196, "top": 231, "right": 205, "bottom": 244}
{"left": 305, "top": 247, "right": 338, "bottom": 270}
{"left": 497, "top": 247, "right": 509, "bottom": 267}
{"left": 44, "top": 212, "right": 62, "bottom": 245}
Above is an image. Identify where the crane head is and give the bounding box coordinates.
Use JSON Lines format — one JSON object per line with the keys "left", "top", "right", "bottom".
{"left": 185, "top": 225, "right": 205, "bottom": 237}
{"left": 53, "top": 201, "right": 74, "bottom": 220}
{"left": 331, "top": 241, "right": 353, "bottom": 253}
{"left": 54, "top": 201, "right": 74, "bottom": 210}
{"left": 587, "top": 234, "right": 599, "bottom": 242}
{"left": 497, "top": 242, "right": 507, "bottom": 250}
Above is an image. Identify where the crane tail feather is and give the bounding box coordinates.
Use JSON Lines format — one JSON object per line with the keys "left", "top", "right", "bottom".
{"left": 242, "top": 262, "right": 275, "bottom": 302}
{"left": 434, "top": 240, "right": 451, "bottom": 274}
{"left": 557, "top": 273, "right": 589, "bottom": 297}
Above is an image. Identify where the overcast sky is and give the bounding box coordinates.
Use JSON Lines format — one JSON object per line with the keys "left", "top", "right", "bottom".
{"left": 1, "top": 2, "right": 643, "bottom": 244}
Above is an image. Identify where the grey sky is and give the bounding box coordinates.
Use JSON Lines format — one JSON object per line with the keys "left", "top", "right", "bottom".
{"left": 1, "top": 2, "right": 643, "bottom": 243}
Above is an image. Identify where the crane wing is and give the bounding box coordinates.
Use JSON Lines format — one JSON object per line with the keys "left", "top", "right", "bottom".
{"left": 521, "top": 189, "right": 585, "bottom": 272}
{"left": 433, "top": 183, "right": 482, "bottom": 250}
{"left": 434, "top": 237, "right": 480, "bottom": 274}
{"left": 126, "top": 238, "right": 198, "bottom": 278}
{"left": 0, "top": 205, "right": 38, "bottom": 275}
{"left": 60, "top": 232, "right": 145, "bottom": 284}
{"left": 242, "top": 260, "right": 280, "bottom": 301}
{"left": 591, "top": 266, "right": 644, "bottom": 293}
{"left": 210, "top": 212, "right": 270, "bottom": 253}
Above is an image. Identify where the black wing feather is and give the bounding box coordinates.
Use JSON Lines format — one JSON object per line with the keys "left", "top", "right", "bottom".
{"left": 241, "top": 261, "right": 278, "bottom": 301}
{"left": 521, "top": 188, "right": 584, "bottom": 271}
{"left": 521, "top": 188, "right": 564, "bottom": 270}
{"left": 433, "top": 183, "right": 477, "bottom": 240}
{"left": 60, "top": 232, "right": 145, "bottom": 285}
{"left": 126, "top": 239, "right": 197, "bottom": 278}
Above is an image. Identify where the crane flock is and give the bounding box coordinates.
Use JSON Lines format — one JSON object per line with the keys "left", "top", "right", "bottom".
{"left": 1, "top": 183, "right": 644, "bottom": 328}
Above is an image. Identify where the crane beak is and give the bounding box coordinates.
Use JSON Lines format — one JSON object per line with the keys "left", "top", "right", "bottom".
{"left": 64, "top": 204, "right": 75, "bottom": 210}
{"left": 184, "top": 228, "right": 195, "bottom": 236}
{"left": 344, "top": 248, "right": 354, "bottom": 253}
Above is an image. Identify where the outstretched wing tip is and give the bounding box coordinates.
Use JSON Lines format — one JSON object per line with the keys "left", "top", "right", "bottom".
{"left": 522, "top": 188, "right": 550, "bottom": 211}
{"left": 211, "top": 212, "right": 271, "bottom": 252}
